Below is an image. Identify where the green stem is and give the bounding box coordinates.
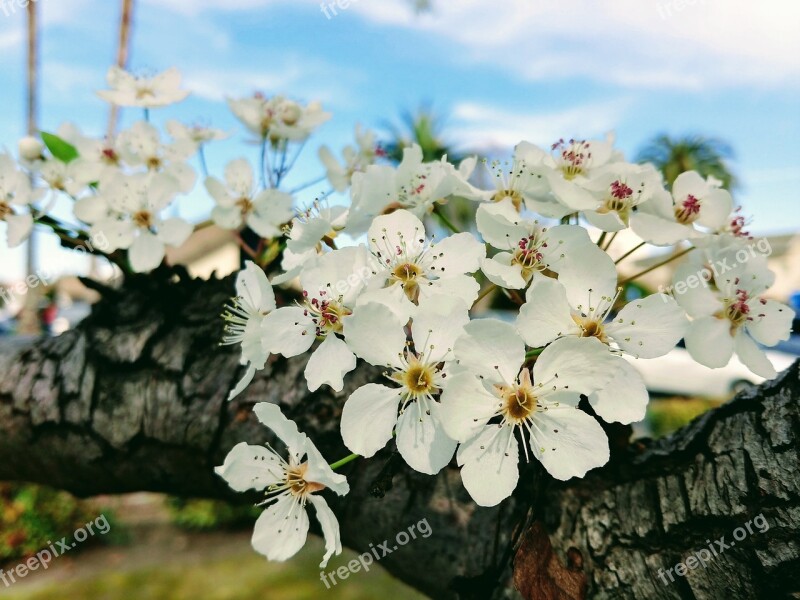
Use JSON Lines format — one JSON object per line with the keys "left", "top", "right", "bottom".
{"left": 525, "top": 347, "right": 544, "bottom": 360}
{"left": 614, "top": 242, "right": 646, "bottom": 265}
{"left": 602, "top": 231, "right": 618, "bottom": 252}
{"left": 330, "top": 453, "right": 360, "bottom": 470}
{"left": 620, "top": 246, "right": 693, "bottom": 285}
{"left": 474, "top": 283, "right": 497, "bottom": 305}
{"left": 432, "top": 207, "right": 460, "bottom": 234}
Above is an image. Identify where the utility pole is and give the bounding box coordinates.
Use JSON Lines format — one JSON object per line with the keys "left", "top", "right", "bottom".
{"left": 107, "top": 0, "right": 135, "bottom": 140}
{"left": 25, "top": 0, "right": 38, "bottom": 278}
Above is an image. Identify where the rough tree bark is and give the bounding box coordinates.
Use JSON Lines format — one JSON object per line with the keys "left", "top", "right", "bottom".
{"left": 0, "top": 269, "right": 798, "bottom": 599}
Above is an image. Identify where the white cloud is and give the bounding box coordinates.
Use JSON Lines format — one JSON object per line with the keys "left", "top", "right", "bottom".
{"left": 184, "top": 66, "right": 304, "bottom": 101}
{"left": 183, "top": 58, "right": 361, "bottom": 107}
{"left": 352, "top": 0, "right": 800, "bottom": 90}
{"left": 0, "top": 28, "right": 22, "bottom": 50}
{"left": 141, "top": 0, "right": 286, "bottom": 16}
{"left": 450, "top": 99, "right": 632, "bottom": 152}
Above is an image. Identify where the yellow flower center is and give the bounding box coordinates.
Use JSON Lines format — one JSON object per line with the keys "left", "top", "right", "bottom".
{"left": 497, "top": 370, "right": 538, "bottom": 424}
{"left": 133, "top": 210, "right": 154, "bottom": 229}
{"left": 236, "top": 196, "right": 255, "bottom": 216}
{"left": 402, "top": 362, "right": 437, "bottom": 395}
{"left": 573, "top": 315, "right": 608, "bottom": 343}
{"left": 492, "top": 189, "right": 523, "bottom": 211}
{"left": 285, "top": 463, "right": 325, "bottom": 498}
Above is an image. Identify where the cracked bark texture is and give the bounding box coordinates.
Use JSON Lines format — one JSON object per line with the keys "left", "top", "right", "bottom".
{"left": 0, "top": 270, "right": 798, "bottom": 600}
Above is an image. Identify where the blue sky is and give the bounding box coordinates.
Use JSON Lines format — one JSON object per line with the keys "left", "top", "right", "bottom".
{"left": 1, "top": 0, "right": 799, "bottom": 280}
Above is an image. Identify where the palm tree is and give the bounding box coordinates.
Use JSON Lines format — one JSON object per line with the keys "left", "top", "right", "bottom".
{"left": 382, "top": 105, "right": 462, "bottom": 164}
{"left": 636, "top": 134, "right": 736, "bottom": 189}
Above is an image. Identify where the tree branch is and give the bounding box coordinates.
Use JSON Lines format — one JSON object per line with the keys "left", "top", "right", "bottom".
{"left": 0, "top": 270, "right": 797, "bottom": 599}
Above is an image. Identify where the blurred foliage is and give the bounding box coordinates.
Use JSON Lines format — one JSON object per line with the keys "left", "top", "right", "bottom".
{"left": 0, "top": 483, "right": 121, "bottom": 563}
{"left": 166, "top": 497, "right": 259, "bottom": 531}
{"left": 636, "top": 134, "right": 736, "bottom": 189}
{"left": 646, "top": 397, "right": 723, "bottom": 438}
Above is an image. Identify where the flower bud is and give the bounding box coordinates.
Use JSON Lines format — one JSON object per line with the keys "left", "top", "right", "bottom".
{"left": 18, "top": 136, "right": 44, "bottom": 161}
{"left": 280, "top": 101, "right": 302, "bottom": 126}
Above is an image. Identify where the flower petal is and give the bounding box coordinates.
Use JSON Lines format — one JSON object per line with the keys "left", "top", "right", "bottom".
{"left": 214, "top": 441, "right": 284, "bottom": 492}
{"left": 533, "top": 337, "right": 622, "bottom": 396}
{"left": 457, "top": 425, "right": 519, "bottom": 507}
{"left": 588, "top": 359, "right": 649, "bottom": 424}
{"left": 481, "top": 254, "right": 526, "bottom": 289}
{"left": 157, "top": 217, "right": 193, "bottom": 247}
{"left": 303, "top": 443, "right": 350, "bottom": 496}
{"left": 228, "top": 363, "right": 256, "bottom": 401}
{"left": 685, "top": 316, "right": 735, "bottom": 368}
{"left": 439, "top": 372, "right": 499, "bottom": 442}
{"left": 308, "top": 495, "right": 342, "bottom": 568}
{"left": 531, "top": 408, "right": 609, "bottom": 480}
{"left": 735, "top": 331, "right": 777, "bottom": 379}
{"left": 129, "top": 231, "right": 166, "bottom": 272}
{"left": 237, "top": 261, "right": 277, "bottom": 313}
{"left": 340, "top": 384, "right": 401, "bottom": 458}
{"left": 746, "top": 300, "right": 794, "bottom": 347}
{"left": 367, "top": 209, "right": 426, "bottom": 258}
{"left": 304, "top": 335, "right": 357, "bottom": 393}
{"left": 411, "top": 296, "right": 470, "bottom": 363}
{"left": 605, "top": 294, "right": 688, "bottom": 358}
{"left": 429, "top": 232, "right": 485, "bottom": 275}
{"left": 251, "top": 495, "right": 309, "bottom": 562}
{"left": 261, "top": 307, "right": 315, "bottom": 357}
{"left": 556, "top": 246, "right": 617, "bottom": 314}
{"left": 396, "top": 401, "right": 457, "bottom": 475}
{"left": 517, "top": 277, "right": 577, "bottom": 347}
{"left": 344, "top": 302, "right": 406, "bottom": 367}
{"left": 454, "top": 318, "right": 525, "bottom": 384}
{"left": 253, "top": 402, "right": 308, "bottom": 460}
{"left": 476, "top": 199, "right": 528, "bottom": 250}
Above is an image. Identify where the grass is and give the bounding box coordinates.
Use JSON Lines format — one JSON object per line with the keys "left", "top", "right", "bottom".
{"left": 646, "top": 396, "right": 724, "bottom": 438}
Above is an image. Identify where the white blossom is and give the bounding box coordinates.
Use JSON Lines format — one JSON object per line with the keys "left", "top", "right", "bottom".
{"left": 0, "top": 153, "right": 39, "bottom": 247}
{"left": 223, "top": 262, "right": 278, "bottom": 400}
{"left": 205, "top": 158, "right": 294, "bottom": 237}
{"left": 215, "top": 403, "right": 348, "bottom": 567}
{"left": 341, "top": 297, "right": 468, "bottom": 474}
{"left": 262, "top": 246, "right": 371, "bottom": 392}
{"left": 96, "top": 66, "right": 189, "bottom": 108}
{"left": 440, "top": 321, "right": 622, "bottom": 506}
{"left": 358, "top": 209, "right": 485, "bottom": 318}
{"left": 476, "top": 197, "right": 596, "bottom": 290}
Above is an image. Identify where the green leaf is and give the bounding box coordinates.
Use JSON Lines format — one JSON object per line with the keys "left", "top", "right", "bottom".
{"left": 40, "top": 132, "right": 79, "bottom": 163}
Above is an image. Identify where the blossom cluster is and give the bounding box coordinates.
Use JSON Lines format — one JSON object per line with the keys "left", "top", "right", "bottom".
{"left": 3, "top": 67, "right": 793, "bottom": 569}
